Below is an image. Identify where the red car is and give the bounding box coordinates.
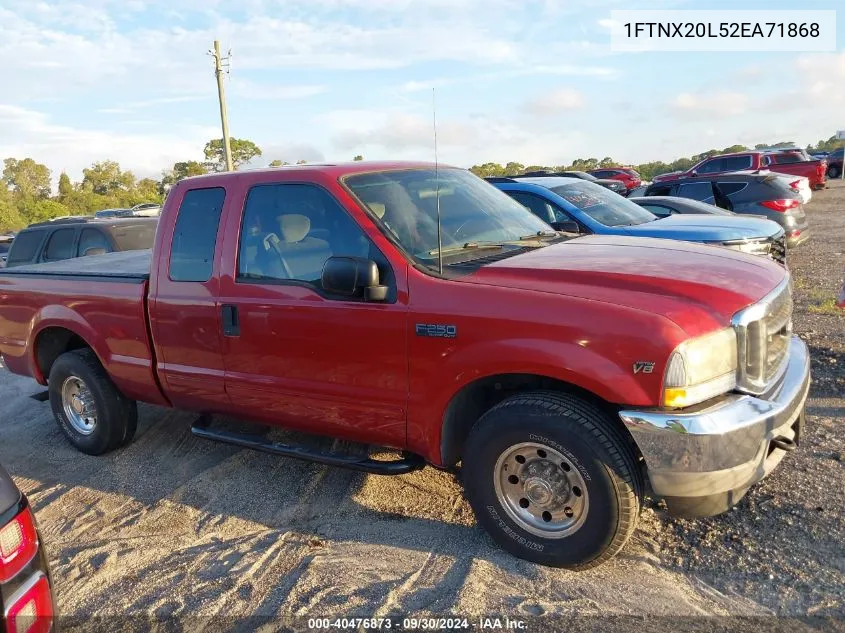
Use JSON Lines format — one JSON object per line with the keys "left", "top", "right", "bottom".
{"left": 653, "top": 151, "right": 826, "bottom": 190}
{"left": 0, "top": 161, "right": 809, "bottom": 569}
{"left": 587, "top": 167, "right": 642, "bottom": 193}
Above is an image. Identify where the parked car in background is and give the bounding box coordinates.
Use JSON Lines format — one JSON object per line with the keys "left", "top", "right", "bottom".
{"left": 652, "top": 151, "right": 827, "bottom": 190}
{"left": 503, "top": 171, "right": 628, "bottom": 195}
{"left": 130, "top": 203, "right": 162, "bottom": 217}
{"left": 491, "top": 176, "right": 787, "bottom": 264}
{"left": 629, "top": 196, "right": 736, "bottom": 217}
{"left": 0, "top": 234, "right": 13, "bottom": 268}
{"left": 826, "top": 148, "right": 844, "bottom": 179}
{"left": 0, "top": 464, "right": 55, "bottom": 633}
{"left": 94, "top": 208, "right": 133, "bottom": 219}
{"left": 0, "top": 161, "right": 810, "bottom": 569}
{"left": 4, "top": 216, "right": 158, "bottom": 268}
{"left": 644, "top": 172, "right": 809, "bottom": 248}
{"left": 587, "top": 167, "right": 642, "bottom": 194}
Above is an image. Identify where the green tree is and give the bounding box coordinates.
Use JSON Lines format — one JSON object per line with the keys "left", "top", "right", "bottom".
{"left": 2, "top": 158, "right": 51, "bottom": 199}
{"left": 268, "top": 159, "right": 288, "bottom": 167}
{"left": 57, "top": 172, "right": 73, "bottom": 200}
{"left": 504, "top": 162, "right": 525, "bottom": 175}
{"left": 82, "top": 160, "right": 135, "bottom": 195}
{"left": 203, "top": 138, "right": 262, "bottom": 171}
{"left": 19, "top": 198, "right": 71, "bottom": 224}
{"left": 133, "top": 178, "right": 162, "bottom": 203}
{"left": 0, "top": 185, "right": 26, "bottom": 231}
{"left": 353, "top": 155, "right": 364, "bottom": 161}
{"left": 296, "top": 159, "right": 308, "bottom": 165}
{"left": 161, "top": 160, "right": 207, "bottom": 191}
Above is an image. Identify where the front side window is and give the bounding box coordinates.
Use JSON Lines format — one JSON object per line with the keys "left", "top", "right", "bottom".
{"left": 697, "top": 159, "right": 723, "bottom": 174}
{"left": 78, "top": 228, "right": 113, "bottom": 256}
{"left": 44, "top": 229, "right": 76, "bottom": 261}
{"left": 344, "top": 169, "right": 552, "bottom": 269}
{"left": 238, "top": 183, "right": 375, "bottom": 286}
{"left": 506, "top": 191, "right": 557, "bottom": 224}
{"left": 169, "top": 187, "right": 225, "bottom": 282}
{"left": 549, "top": 181, "right": 656, "bottom": 227}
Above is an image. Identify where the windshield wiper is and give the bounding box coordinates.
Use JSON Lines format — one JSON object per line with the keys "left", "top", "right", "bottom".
{"left": 519, "top": 230, "right": 558, "bottom": 240}
{"left": 427, "top": 242, "right": 503, "bottom": 256}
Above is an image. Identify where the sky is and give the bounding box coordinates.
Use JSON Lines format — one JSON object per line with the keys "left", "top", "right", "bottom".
{"left": 1, "top": 0, "right": 843, "bottom": 183}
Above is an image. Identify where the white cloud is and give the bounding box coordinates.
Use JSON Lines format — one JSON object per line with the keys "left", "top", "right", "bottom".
{"left": 669, "top": 91, "right": 750, "bottom": 119}
{"left": 525, "top": 89, "right": 586, "bottom": 116}
{"left": 0, "top": 105, "right": 216, "bottom": 181}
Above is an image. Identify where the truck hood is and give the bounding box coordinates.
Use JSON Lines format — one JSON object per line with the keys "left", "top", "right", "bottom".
{"left": 464, "top": 235, "right": 786, "bottom": 335}
{"left": 622, "top": 214, "right": 782, "bottom": 242}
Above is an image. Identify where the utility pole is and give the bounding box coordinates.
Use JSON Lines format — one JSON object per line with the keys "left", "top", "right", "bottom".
{"left": 209, "top": 40, "right": 234, "bottom": 171}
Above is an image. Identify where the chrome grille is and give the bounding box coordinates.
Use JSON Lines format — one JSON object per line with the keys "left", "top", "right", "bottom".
{"left": 731, "top": 277, "right": 792, "bottom": 394}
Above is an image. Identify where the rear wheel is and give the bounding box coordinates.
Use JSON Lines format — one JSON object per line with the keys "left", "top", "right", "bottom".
{"left": 48, "top": 349, "right": 137, "bottom": 455}
{"left": 462, "top": 391, "right": 642, "bottom": 569}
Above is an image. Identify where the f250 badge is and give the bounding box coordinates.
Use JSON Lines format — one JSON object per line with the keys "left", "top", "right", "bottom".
{"left": 416, "top": 323, "right": 457, "bottom": 338}
{"left": 633, "top": 361, "right": 655, "bottom": 374}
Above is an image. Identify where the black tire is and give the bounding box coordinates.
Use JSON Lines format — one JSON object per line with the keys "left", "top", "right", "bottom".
{"left": 828, "top": 165, "right": 841, "bottom": 179}
{"left": 462, "top": 391, "right": 642, "bottom": 569}
{"left": 48, "top": 349, "right": 138, "bottom": 455}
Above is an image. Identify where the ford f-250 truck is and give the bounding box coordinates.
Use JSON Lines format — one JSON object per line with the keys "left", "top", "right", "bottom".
{"left": 0, "top": 162, "right": 810, "bottom": 569}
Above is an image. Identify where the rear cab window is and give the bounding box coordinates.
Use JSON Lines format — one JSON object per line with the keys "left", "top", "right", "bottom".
{"left": 169, "top": 187, "right": 226, "bottom": 282}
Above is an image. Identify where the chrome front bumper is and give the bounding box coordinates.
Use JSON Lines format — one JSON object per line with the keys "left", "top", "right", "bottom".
{"left": 619, "top": 336, "right": 810, "bottom": 516}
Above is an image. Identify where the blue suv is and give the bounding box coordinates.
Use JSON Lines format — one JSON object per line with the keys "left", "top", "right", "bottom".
{"left": 489, "top": 175, "right": 787, "bottom": 264}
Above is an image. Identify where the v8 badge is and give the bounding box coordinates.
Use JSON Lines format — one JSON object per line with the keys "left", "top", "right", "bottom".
{"left": 633, "top": 361, "right": 655, "bottom": 375}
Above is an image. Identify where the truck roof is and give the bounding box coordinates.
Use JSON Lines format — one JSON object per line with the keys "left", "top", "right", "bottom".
{"left": 178, "top": 160, "right": 449, "bottom": 186}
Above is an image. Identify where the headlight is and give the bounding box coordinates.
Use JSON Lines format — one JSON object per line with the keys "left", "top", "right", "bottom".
{"left": 663, "top": 327, "right": 737, "bottom": 408}
{"left": 720, "top": 240, "right": 770, "bottom": 256}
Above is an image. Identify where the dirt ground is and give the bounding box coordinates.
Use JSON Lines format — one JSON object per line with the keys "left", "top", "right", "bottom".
{"left": 0, "top": 183, "right": 843, "bottom": 631}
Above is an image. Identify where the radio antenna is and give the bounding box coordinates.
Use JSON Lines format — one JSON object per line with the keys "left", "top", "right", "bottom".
{"left": 433, "top": 87, "right": 443, "bottom": 275}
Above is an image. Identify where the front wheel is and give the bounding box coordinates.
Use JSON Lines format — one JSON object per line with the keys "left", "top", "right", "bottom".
{"left": 828, "top": 165, "right": 841, "bottom": 179}
{"left": 462, "top": 392, "right": 642, "bottom": 569}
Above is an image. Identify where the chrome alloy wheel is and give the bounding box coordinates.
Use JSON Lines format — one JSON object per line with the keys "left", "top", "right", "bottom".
{"left": 61, "top": 376, "right": 97, "bottom": 435}
{"left": 493, "top": 441, "right": 589, "bottom": 538}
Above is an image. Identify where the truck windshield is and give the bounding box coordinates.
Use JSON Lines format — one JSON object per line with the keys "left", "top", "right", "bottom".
{"left": 550, "top": 181, "right": 657, "bottom": 227}
{"left": 344, "top": 168, "right": 554, "bottom": 267}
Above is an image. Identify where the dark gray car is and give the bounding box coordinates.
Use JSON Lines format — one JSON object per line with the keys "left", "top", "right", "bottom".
{"left": 629, "top": 196, "right": 736, "bottom": 217}
{"left": 644, "top": 172, "right": 809, "bottom": 248}
{"left": 494, "top": 171, "right": 629, "bottom": 196}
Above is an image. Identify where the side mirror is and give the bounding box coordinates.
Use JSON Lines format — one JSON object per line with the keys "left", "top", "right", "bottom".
{"left": 690, "top": 170, "right": 698, "bottom": 177}
{"left": 83, "top": 247, "right": 107, "bottom": 256}
{"left": 321, "top": 256, "right": 388, "bottom": 301}
{"left": 551, "top": 220, "right": 581, "bottom": 234}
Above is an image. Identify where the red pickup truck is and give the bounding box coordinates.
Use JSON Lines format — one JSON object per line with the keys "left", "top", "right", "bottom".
{"left": 0, "top": 162, "right": 810, "bottom": 569}
{"left": 653, "top": 150, "right": 827, "bottom": 190}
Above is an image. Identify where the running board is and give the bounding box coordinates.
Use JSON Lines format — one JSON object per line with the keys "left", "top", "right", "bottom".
{"left": 191, "top": 415, "right": 425, "bottom": 475}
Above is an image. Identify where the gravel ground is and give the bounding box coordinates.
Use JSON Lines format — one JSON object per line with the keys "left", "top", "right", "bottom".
{"left": 0, "top": 184, "right": 842, "bottom": 630}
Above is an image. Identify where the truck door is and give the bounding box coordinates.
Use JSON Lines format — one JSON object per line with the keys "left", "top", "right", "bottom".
{"left": 148, "top": 186, "right": 230, "bottom": 411}
{"left": 217, "top": 181, "right": 409, "bottom": 449}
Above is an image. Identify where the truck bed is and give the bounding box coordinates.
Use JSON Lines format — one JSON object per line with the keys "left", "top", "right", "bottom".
{"left": 0, "top": 249, "right": 151, "bottom": 279}
{"left": 0, "top": 248, "right": 166, "bottom": 405}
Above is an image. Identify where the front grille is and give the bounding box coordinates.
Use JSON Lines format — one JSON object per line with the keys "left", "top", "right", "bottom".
{"left": 732, "top": 278, "right": 792, "bottom": 394}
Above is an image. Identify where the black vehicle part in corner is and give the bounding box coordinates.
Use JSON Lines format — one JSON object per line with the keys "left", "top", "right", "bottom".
{"left": 191, "top": 415, "right": 426, "bottom": 475}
